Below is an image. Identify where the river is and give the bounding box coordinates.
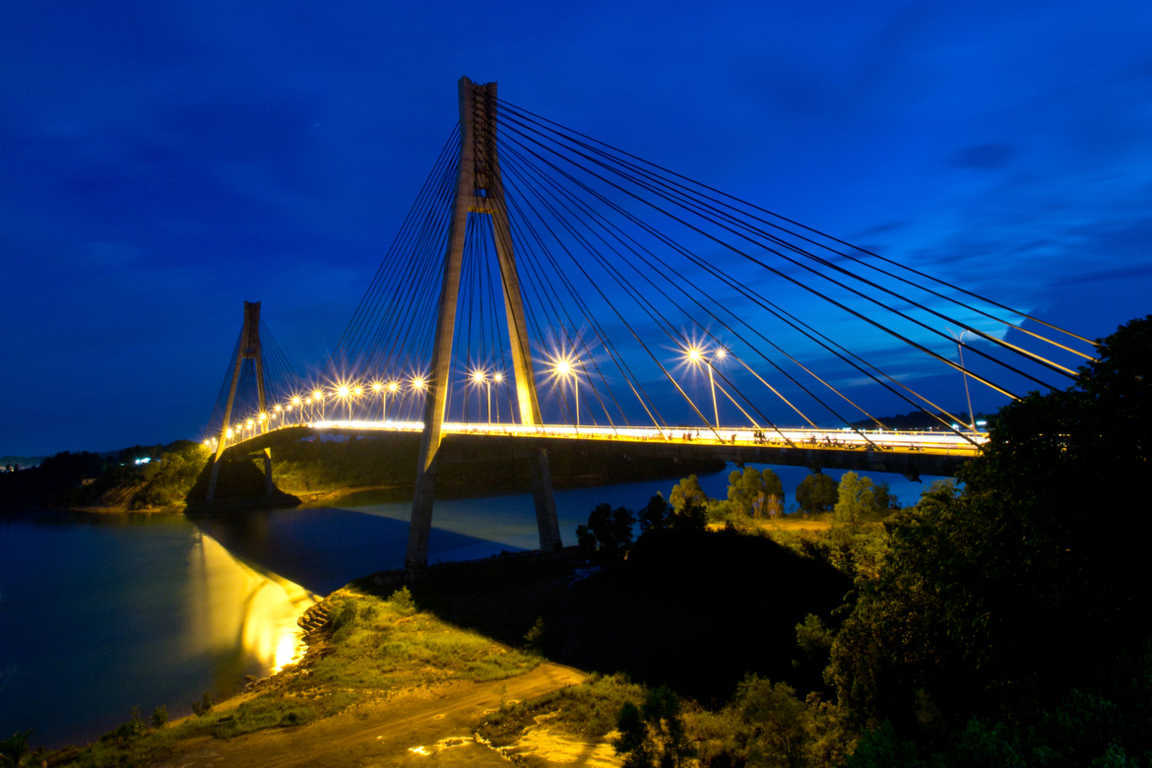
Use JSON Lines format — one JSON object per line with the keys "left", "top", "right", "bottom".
{"left": 0, "top": 463, "right": 946, "bottom": 747}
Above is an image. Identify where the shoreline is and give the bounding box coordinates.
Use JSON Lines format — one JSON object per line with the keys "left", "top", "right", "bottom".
{"left": 43, "top": 550, "right": 589, "bottom": 766}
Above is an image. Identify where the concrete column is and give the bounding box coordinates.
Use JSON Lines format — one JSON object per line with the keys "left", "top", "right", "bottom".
{"left": 406, "top": 78, "right": 477, "bottom": 571}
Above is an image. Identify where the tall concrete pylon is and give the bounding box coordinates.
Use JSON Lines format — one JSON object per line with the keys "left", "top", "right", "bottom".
{"left": 207, "top": 301, "right": 274, "bottom": 501}
{"left": 406, "top": 77, "right": 561, "bottom": 571}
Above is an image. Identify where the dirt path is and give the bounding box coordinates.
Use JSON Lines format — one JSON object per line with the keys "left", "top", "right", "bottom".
{"left": 160, "top": 662, "right": 586, "bottom": 768}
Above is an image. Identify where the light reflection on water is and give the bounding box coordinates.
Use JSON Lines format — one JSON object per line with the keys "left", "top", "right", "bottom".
{"left": 0, "top": 518, "right": 318, "bottom": 747}
{"left": 186, "top": 531, "right": 319, "bottom": 675}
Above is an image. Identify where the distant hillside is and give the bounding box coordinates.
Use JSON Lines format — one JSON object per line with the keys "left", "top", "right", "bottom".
{"left": 851, "top": 410, "right": 994, "bottom": 431}
{"left": 0, "top": 456, "right": 44, "bottom": 470}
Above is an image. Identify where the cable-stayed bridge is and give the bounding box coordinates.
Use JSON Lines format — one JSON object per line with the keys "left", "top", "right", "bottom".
{"left": 200, "top": 77, "right": 1096, "bottom": 570}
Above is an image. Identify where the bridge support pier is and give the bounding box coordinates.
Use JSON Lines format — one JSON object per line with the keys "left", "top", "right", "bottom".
{"left": 207, "top": 301, "right": 275, "bottom": 502}
{"left": 406, "top": 76, "right": 561, "bottom": 572}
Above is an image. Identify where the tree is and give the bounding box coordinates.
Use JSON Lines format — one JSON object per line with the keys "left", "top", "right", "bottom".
{"left": 833, "top": 472, "right": 875, "bottom": 527}
{"left": 669, "top": 474, "right": 707, "bottom": 513}
{"left": 576, "top": 524, "right": 597, "bottom": 555}
{"left": 639, "top": 493, "right": 670, "bottom": 533}
{"left": 612, "top": 506, "right": 636, "bottom": 552}
{"left": 796, "top": 472, "right": 838, "bottom": 516}
{"left": 736, "top": 676, "right": 809, "bottom": 767}
{"left": 588, "top": 503, "right": 614, "bottom": 547}
{"left": 667, "top": 475, "right": 709, "bottom": 532}
{"left": 615, "top": 702, "right": 651, "bottom": 767}
{"left": 615, "top": 687, "right": 692, "bottom": 767}
{"left": 828, "top": 316, "right": 1152, "bottom": 761}
{"left": 0, "top": 731, "right": 31, "bottom": 767}
{"left": 583, "top": 503, "right": 635, "bottom": 558}
{"left": 727, "top": 466, "right": 784, "bottom": 518}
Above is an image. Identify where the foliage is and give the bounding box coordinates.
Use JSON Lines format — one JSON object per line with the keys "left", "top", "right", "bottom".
{"left": 477, "top": 674, "right": 646, "bottom": 746}
{"left": 0, "top": 731, "right": 32, "bottom": 767}
{"left": 794, "top": 613, "right": 835, "bottom": 669}
{"left": 727, "top": 466, "right": 784, "bottom": 518}
{"left": 705, "top": 498, "right": 735, "bottom": 524}
{"left": 150, "top": 705, "right": 168, "bottom": 728}
{"left": 523, "top": 616, "right": 547, "bottom": 652}
{"left": 825, "top": 472, "right": 894, "bottom": 578}
{"left": 688, "top": 675, "right": 856, "bottom": 768}
{"left": 126, "top": 441, "right": 210, "bottom": 508}
{"left": 827, "top": 315, "right": 1152, "bottom": 761}
{"left": 795, "top": 472, "right": 838, "bottom": 516}
{"left": 833, "top": 472, "right": 895, "bottom": 525}
{"left": 578, "top": 502, "right": 636, "bottom": 559}
{"left": 639, "top": 493, "right": 670, "bottom": 533}
{"left": 191, "top": 692, "right": 213, "bottom": 717}
{"left": 388, "top": 585, "right": 416, "bottom": 615}
{"left": 668, "top": 474, "right": 707, "bottom": 513}
{"left": 614, "top": 686, "right": 693, "bottom": 767}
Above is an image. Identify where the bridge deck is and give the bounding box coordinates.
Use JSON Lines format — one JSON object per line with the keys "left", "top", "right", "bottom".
{"left": 233, "top": 419, "right": 982, "bottom": 455}
{"left": 221, "top": 420, "right": 983, "bottom": 478}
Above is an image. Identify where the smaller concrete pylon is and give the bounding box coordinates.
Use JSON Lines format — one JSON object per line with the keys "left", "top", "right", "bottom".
{"left": 207, "top": 301, "right": 274, "bottom": 502}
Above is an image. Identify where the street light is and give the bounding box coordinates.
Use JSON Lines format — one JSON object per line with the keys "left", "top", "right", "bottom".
{"left": 683, "top": 344, "right": 722, "bottom": 428}
{"left": 955, "top": 331, "right": 976, "bottom": 431}
{"left": 311, "top": 388, "right": 325, "bottom": 420}
{"left": 352, "top": 384, "right": 363, "bottom": 419}
{"left": 551, "top": 356, "right": 581, "bottom": 430}
{"left": 410, "top": 375, "right": 428, "bottom": 396}
{"left": 335, "top": 384, "right": 353, "bottom": 420}
{"left": 470, "top": 368, "right": 492, "bottom": 424}
{"left": 492, "top": 372, "right": 504, "bottom": 423}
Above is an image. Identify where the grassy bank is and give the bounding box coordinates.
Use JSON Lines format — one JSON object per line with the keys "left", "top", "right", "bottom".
{"left": 48, "top": 584, "right": 539, "bottom": 767}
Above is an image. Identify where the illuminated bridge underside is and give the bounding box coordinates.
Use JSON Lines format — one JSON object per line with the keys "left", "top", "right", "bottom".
{"left": 227, "top": 421, "right": 985, "bottom": 477}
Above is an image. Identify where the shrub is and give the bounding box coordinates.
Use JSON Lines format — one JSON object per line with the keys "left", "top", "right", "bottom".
{"left": 150, "top": 705, "right": 168, "bottom": 728}
{"left": 388, "top": 586, "right": 416, "bottom": 616}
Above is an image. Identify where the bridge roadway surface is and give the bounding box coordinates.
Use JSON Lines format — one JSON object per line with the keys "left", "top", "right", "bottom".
{"left": 225, "top": 419, "right": 986, "bottom": 477}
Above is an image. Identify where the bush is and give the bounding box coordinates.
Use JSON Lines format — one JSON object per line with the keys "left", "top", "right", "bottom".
{"left": 191, "top": 692, "right": 213, "bottom": 717}
{"left": 388, "top": 586, "right": 416, "bottom": 616}
{"left": 150, "top": 705, "right": 168, "bottom": 728}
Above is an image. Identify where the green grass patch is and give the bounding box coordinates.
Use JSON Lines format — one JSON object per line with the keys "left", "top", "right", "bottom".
{"left": 478, "top": 673, "right": 645, "bottom": 746}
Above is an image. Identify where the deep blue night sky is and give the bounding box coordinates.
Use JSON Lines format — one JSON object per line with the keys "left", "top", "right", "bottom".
{"left": 2, "top": 0, "right": 1150, "bottom": 456}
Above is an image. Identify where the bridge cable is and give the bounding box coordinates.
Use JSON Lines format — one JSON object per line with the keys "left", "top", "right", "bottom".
{"left": 494, "top": 98, "right": 1097, "bottom": 351}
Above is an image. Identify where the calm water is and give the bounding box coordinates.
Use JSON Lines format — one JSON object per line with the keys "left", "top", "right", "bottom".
{"left": 0, "top": 463, "right": 945, "bottom": 747}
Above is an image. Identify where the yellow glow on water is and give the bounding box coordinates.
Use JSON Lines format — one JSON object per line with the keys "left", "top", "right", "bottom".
{"left": 186, "top": 532, "right": 320, "bottom": 678}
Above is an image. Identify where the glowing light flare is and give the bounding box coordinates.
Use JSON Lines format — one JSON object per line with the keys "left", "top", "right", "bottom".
{"left": 553, "top": 358, "right": 573, "bottom": 378}
{"left": 336, "top": 384, "right": 351, "bottom": 399}
{"left": 311, "top": 389, "right": 323, "bottom": 401}
{"left": 493, "top": 372, "right": 504, "bottom": 384}
{"left": 470, "top": 369, "right": 487, "bottom": 385}
{"left": 290, "top": 395, "right": 302, "bottom": 407}
{"left": 386, "top": 380, "right": 400, "bottom": 393}
{"left": 411, "top": 376, "right": 427, "bottom": 392}
{"left": 371, "top": 381, "right": 384, "bottom": 393}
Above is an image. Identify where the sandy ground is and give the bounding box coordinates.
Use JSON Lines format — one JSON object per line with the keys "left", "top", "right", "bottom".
{"left": 157, "top": 662, "right": 586, "bottom": 768}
